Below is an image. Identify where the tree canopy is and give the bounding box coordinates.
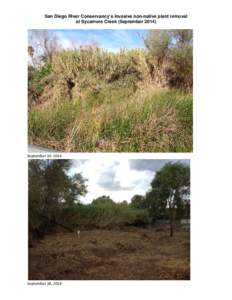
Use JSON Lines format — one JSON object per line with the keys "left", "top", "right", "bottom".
{"left": 28, "top": 160, "right": 87, "bottom": 239}
{"left": 144, "top": 29, "right": 193, "bottom": 89}
{"left": 92, "top": 195, "right": 114, "bottom": 206}
{"left": 130, "top": 194, "right": 147, "bottom": 209}
{"left": 146, "top": 162, "right": 190, "bottom": 235}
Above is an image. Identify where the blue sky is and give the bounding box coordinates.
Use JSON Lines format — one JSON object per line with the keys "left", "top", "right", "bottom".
{"left": 52, "top": 29, "right": 147, "bottom": 52}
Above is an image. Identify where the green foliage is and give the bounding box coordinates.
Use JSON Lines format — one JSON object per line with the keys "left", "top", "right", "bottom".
{"left": 29, "top": 88, "right": 192, "bottom": 152}
{"left": 130, "top": 195, "right": 147, "bottom": 209}
{"left": 144, "top": 29, "right": 193, "bottom": 89}
{"left": 28, "top": 63, "right": 52, "bottom": 104}
{"left": 28, "top": 30, "right": 193, "bottom": 152}
{"left": 144, "top": 30, "right": 171, "bottom": 65}
{"left": 92, "top": 195, "right": 114, "bottom": 206}
{"left": 78, "top": 200, "right": 151, "bottom": 228}
{"left": 28, "top": 160, "right": 87, "bottom": 239}
{"left": 28, "top": 100, "right": 80, "bottom": 143}
{"left": 28, "top": 160, "right": 190, "bottom": 242}
{"left": 146, "top": 162, "right": 190, "bottom": 223}
{"left": 150, "top": 161, "right": 190, "bottom": 192}
{"left": 167, "top": 44, "right": 193, "bottom": 90}
{"left": 29, "top": 159, "right": 152, "bottom": 239}
{"left": 51, "top": 196, "right": 151, "bottom": 230}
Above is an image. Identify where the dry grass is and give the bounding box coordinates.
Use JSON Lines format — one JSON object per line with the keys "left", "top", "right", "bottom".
{"left": 28, "top": 46, "right": 192, "bottom": 152}
{"left": 29, "top": 225, "right": 190, "bottom": 280}
{"left": 28, "top": 87, "right": 192, "bottom": 152}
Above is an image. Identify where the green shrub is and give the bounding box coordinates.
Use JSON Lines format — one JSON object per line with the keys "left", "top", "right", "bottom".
{"left": 60, "top": 200, "right": 151, "bottom": 229}
{"left": 28, "top": 63, "right": 52, "bottom": 104}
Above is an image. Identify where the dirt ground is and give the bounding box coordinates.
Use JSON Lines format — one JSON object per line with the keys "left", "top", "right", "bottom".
{"left": 28, "top": 226, "right": 190, "bottom": 280}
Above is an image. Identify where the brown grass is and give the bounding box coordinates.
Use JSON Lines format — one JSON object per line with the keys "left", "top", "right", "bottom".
{"left": 29, "top": 225, "right": 190, "bottom": 280}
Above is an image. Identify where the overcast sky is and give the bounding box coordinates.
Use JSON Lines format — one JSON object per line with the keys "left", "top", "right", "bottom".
{"left": 69, "top": 159, "right": 190, "bottom": 203}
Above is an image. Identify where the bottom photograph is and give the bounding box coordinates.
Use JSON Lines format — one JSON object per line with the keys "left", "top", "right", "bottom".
{"left": 28, "top": 159, "right": 190, "bottom": 280}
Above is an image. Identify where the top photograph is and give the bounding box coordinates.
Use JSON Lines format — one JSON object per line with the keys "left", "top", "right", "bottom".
{"left": 28, "top": 29, "right": 193, "bottom": 152}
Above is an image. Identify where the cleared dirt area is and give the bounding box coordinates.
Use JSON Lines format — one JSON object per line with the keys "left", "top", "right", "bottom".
{"left": 29, "top": 226, "right": 190, "bottom": 280}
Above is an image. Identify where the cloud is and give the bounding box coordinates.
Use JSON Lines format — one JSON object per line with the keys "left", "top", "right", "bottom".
{"left": 97, "top": 160, "right": 137, "bottom": 191}
{"left": 129, "top": 159, "right": 190, "bottom": 172}
{"left": 97, "top": 166, "right": 131, "bottom": 191}
{"left": 69, "top": 159, "right": 189, "bottom": 204}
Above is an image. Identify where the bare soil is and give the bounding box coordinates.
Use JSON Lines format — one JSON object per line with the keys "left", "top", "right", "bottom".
{"left": 28, "top": 226, "right": 190, "bottom": 280}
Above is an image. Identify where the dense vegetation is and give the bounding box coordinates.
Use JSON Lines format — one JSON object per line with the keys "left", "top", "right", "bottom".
{"left": 28, "top": 30, "right": 193, "bottom": 152}
{"left": 28, "top": 160, "right": 190, "bottom": 244}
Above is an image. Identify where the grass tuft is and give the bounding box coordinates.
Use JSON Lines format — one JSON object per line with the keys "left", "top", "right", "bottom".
{"left": 29, "top": 87, "right": 192, "bottom": 152}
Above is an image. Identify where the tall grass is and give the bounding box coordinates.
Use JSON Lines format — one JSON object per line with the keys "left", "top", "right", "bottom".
{"left": 29, "top": 87, "right": 192, "bottom": 152}
{"left": 28, "top": 46, "right": 192, "bottom": 152}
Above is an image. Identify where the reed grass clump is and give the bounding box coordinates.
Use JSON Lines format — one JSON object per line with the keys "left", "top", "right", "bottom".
{"left": 28, "top": 45, "right": 192, "bottom": 152}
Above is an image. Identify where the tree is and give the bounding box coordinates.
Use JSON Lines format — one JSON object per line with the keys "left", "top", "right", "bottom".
{"left": 170, "top": 30, "right": 193, "bottom": 47}
{"left": 144, "top": 29, "right": 193, "bottom": 89}
{"left": 92, "top": 195, "right": 114, "bottom": 205}
{"left": 130, "top": 194, "right": 147, "bottom": 209}
{"left": 147, "top": 162, "right": 190, "bottom": 236}
{"left": 167, "top": 30, "right": 193, "bottom": 89}
{"left": 28, "top": 46, "right": 36, "bottom": 67}
{"left": 28, "top": 29, "right": 60, "bottom": 65}
{"left": 28, "top": 160, "right": 87, "bottom": 239}
{"left": 144, "top": 30, "right": 171, "bottom": 66}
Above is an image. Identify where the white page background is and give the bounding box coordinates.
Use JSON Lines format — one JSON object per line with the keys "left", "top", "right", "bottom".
{"left": 1, "top": 0, "right": 232, "bottom": 299}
